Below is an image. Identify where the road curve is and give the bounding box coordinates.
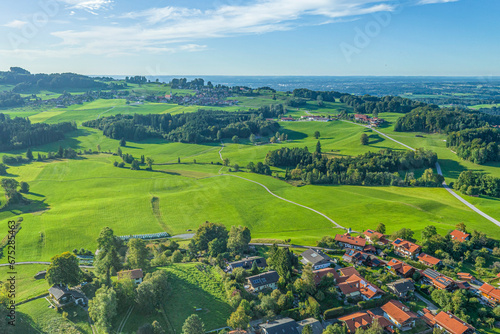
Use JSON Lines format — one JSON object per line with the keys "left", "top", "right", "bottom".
{"left": 342, "top": 120, "right": 500, "bottom": 227}
{"left": 221, "top": 173, "right": 345, "bottom": 230}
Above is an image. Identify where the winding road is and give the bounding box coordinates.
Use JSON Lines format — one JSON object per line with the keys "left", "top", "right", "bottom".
{"left": 343, "top": 120, "right": 500, "bottom": 227}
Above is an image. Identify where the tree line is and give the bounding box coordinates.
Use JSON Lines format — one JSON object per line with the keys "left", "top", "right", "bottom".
{"left": 82, "top": 105, "right": 284, "bottom": 143}
{"left": 446, "top": 127, "right": 500, "bottom": 164}
{"left": 0, "top": 114, "right": 76, "bottom": 151}
{"left": 0, "top": 91, "right": 24, "bottom": 108}
{"left": 394, "top": 106, "right": 499, "bottom": 133}
{"left": 261, "top": 146, "right": 443, "bottom": 187}
{"left": 0, "top": 67, "right": 109, "bottom": 93}
{"left": 454, "top": 170, "right": 500, "bottom": 198}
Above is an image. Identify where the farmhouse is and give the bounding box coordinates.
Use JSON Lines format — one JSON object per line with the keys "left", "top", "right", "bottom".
{"left": 450, "top": 230, "right": 471, "bottom": 243}
{"left": 118, "top": 269, "right": 144, "bottom": 284}
{"left": 391, "top": 238, "right": 421, "bottom": 259}
{"left": 381, "top": 300, "right": 418, "bottom": 330}
{"left": 49, "top": 285, "right": 74, "bottom": 306}
{"left": 421, "top": 268, "right": 455, "bottom": 291}
{"left": 280, "top": 117, "right": 295, "bottom": 122}
{"left": 423, "top": 310, "right": 475, "bottom": 334}
{"left": 246, "top": 271, "right": 280, "bottom": 292}
{"left": 300, "top": 249, "right": 332, "bottom": 270}
{"left": 226, "top": 256, "right": 267, "bottom": 272}
{"left": 479, "top": 283, "right": 500, "bottom": 305}
{"left": 335, "top": 233, "right": 366, "bottom": 251}
{"left": 354, "top": 114, "right": 370, "bottom": 123}
{"left": 387, "top": 278, "right": 415, "bottom": 299}
{"left": 456, "top": 273, "right": 475, "bottom": 282}
{"left": 386, "top": 258, "right": 415, "bottom": 278}
{"left": 363, "top": 229, "right": 389, "bottom": 245}
{"left": 418, "top": 253, "right": 442, "bottom": 267}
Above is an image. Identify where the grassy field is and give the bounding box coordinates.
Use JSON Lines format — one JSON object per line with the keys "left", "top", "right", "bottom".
{"left": 0, "top": 264, "right": 49, "bottom": 302}
{"left": 0, "top": 105, "right": 498, "bottom": 262}
{"left": 18, "top": 297, "right": 92, "bottom": 334}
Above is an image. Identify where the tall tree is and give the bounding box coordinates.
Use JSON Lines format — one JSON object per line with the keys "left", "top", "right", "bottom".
{"left": 95, "top": 227, "right": 122, "bottom": 285}
{"left": 26, "top": 148, "right": 33, "bottom": 160}
{"left": 376, "top": 223, "right": 386, "bottom": 234}
{"left": 119, "top": 138, "right": 126, "bottom": 147}
{"left": 182, "top": 314, "right": 205, "bottom": 334}
{"left": 316, "top": 141, "right": 321, "bottom": 154}
{"left": 314, "top": 131, "right": 320, "bottom": 139}
{"left": 146, "top": 157, "right": 154, "bottom": 170}
{"left": 89, "top": 285, "right": 117, "bottom": 333}
{"left": 227, "top": 304, "right": 250, "bottom": 330}
{"left": 422, "top": 225, "right": 437, "bottom": 242}
{"left": 227, "top": 225, "right": 251, "bottom": 254}
{"left": 1, "top": 178, "right": 23, "bottom": 205}
{"left": 127, "top": 238, "right": 149, "bottom": 269}
{"left": 194, "top": 221, "right": 229, "bottom": 252}
{"left": 19, "top": 181, "right": 29, "bottom": 193}
{"left": 46, "top": 252, "right": 82, "bottom": 287}
{"left": 456, "top": 223, "right": 467, "bottom": 232}
{"left": 361, "top": 133, "right": 369, "bottom": 145}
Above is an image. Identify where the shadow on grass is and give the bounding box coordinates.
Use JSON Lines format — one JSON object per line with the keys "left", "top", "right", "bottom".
{"left": 368, "top": 134, "right": 384, "bottom": 145}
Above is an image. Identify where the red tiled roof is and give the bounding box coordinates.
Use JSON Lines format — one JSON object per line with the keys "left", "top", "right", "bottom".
{"left": 450, "top": 230, "right": 470, "bottom": 242}
{"left": 387, "top": 259, "right": 414, "bottom": 275}
{"left": 381, "top": 300, "right": 417, "bottom": 325}
{"left": 479, "top": 283, "right": 500, "bottom": 301}
{"left": 363, "top": 229, "right": 384, "bottom": 239}
{"left": 418, "top": 253, "right": 442, "bottom": 266}
{"left": 339, "top": 267, "right": 360, "bottom": 277}
{"left": 392, "top": 238, "right": 421, "bottom": 254}
{"left": 434, "top": 311, "right": 475, "bottom": 334}
{"left": 457, "top": 272, "right": 474, "bottom": 281}
{"left": 335, "top": 234, "right": 367, "bottom": 247}
{"left": 313, "top": 267, "right": 340, "bottom": 285}
{"left": 118, "top": 269, "right": 143, "bottom": 280}
{"left": 338, "top": 312, "right": 372, "bottom": 333}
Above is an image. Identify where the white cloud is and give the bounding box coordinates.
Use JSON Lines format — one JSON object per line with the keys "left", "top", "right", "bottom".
{"left": 3, "top": 20, "right": 28, "bottom": 29}
{"left": 60, "top": 0, "right": 113, "bottom": 12}
{"left": 417, "top": 0, "right": 458, "bottom": 4}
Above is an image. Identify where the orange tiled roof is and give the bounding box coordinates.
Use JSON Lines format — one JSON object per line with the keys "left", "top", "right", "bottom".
{"left": 418, "top": 253, "right": 442, "bottom": 266}
{"left": 450, "top": 230, "right": 470, "bottom": 242}
{"left": 338, "top": 312, "right": 372, "bottom": 333}
{"left": 335, "top": 234, "right": 367, "bottom": 247}
{"left": 387, "top": 259, "right": 414, "bottom": 275}
{"left": 392, "top": 238, "right": 421, "bottom": 254}
{"left": 363, "top": 229, "right": 384, "bottom": 239}
{"left": 313, "top": 267, "right": 340, "bottom": 285}
{"left": 479, "top": 283, "right": 500, "bottom": 301}
{"left": 381, "top": 300, "right": 417, "bottom": 325}
{"left": 434, "top": 311, "right": 475, "bottom": 334}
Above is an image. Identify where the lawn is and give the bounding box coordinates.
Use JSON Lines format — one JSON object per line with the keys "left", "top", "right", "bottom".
{"left": 0, "top": 264, "right": 49, "bottom": 302}
{"left": 17, "top": 297, "right": 92, "bottom": 334}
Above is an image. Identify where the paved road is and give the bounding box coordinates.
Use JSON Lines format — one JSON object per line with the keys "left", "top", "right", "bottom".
{"left": 169, "top": 233, "right": 195, "bottom": 239}
{"left": 415, "top": 292, "right": 438, "bottom": 313}
{"left": 343, "top": 120, "right": 500, "bottom": 227}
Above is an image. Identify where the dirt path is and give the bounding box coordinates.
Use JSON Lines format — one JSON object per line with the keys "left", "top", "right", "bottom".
{"left": 151, "top": 195, "right": 169, "bottom": 232}
{"left": 217, "top": 142, "right": 346, "bottom": 231}
{"left": 116, "top": 305, "right": 134, "bottom": 333}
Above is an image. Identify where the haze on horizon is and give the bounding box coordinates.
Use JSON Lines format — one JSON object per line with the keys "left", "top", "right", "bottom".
{"left": 0, "top": 0, "right": 498, "bottom": 77}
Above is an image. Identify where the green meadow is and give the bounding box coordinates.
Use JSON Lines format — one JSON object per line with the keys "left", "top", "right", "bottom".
{"left": 0, "top": 97, "right": 499, "bottom": 264}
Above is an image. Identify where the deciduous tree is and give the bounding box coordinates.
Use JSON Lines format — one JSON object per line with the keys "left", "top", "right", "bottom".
{"left": 46, "top": 252, "right": 82, "bottom": 287}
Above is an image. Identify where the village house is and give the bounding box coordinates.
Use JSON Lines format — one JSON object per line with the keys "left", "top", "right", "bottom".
{"left": 48, "top": 284, "right": 86, "bottom": 307}
{"left": 313, "top": 267, "right": 340, "bottom": 285}
{"left": 450, "top": 230, "right": 471, "bottom": 243}
{"left": 342, "top": 249, "right": 383, "bottom": 267}
{"left": 422, "top": 310, "right": 475, "bottom": 334}
{"left": 457, "top": 272, "right": 476, "bottom": 282}
{"left": 381, "top": 299, "right": 418, "bottom": 330}
{"left": 300, "top": 249, "right": 333, "bottom": 270}
{"left": 280, "top": 117, "right": 295, "bottom": 122}
{"left": 337, "top": 273, "right": 385, "bottom": 301}
{"left": 246, "top": 271, "right": 280, "bottom": 292}
{"left": 338, "top": 311, "right": 393, "bottom": 333}
{"left": 421, "top": 268, "right": 456, "bottom": 291}
{"left": 335, "top": 233, "right": 367, "bottom": 251}
{"left": 118, "top": 269, "right": 144, "bottom": 284}
{"left": 354, "top": 114, "right": 370, "bottom": 123}
{"left": 386, "top": 258, "right": 416, "bottom": 278}
{"left": 479, "top": 283, "right": 500, "bottom": 305}
{"left": 259, "top": 317, "right": 299, "bottom": 334}
{"left": 392, "top": 238, "right": 421, "bottom": 259}
{"left": 226, "top": 256, "right": 267, "bottom": 272}
{"left": 418, "top": 253, "right": 442, "bottom": 267}
{"left": 296, "top": 318, "right": 324, "bottom": 334}
{"left": 363, "top": 229, "right": 389, "bottom": 245}
{"left": 387, "top": 278, "right": 415, "bottom": 299}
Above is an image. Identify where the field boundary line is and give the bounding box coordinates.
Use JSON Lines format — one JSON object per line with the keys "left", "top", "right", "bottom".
{"left": 342, "top": 120, "right": 500, "bottom": 226}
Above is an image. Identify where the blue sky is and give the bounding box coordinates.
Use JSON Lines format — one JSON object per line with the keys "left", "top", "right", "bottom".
{"left": 0, "top": 0, "right": 498, "bottom": 76}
